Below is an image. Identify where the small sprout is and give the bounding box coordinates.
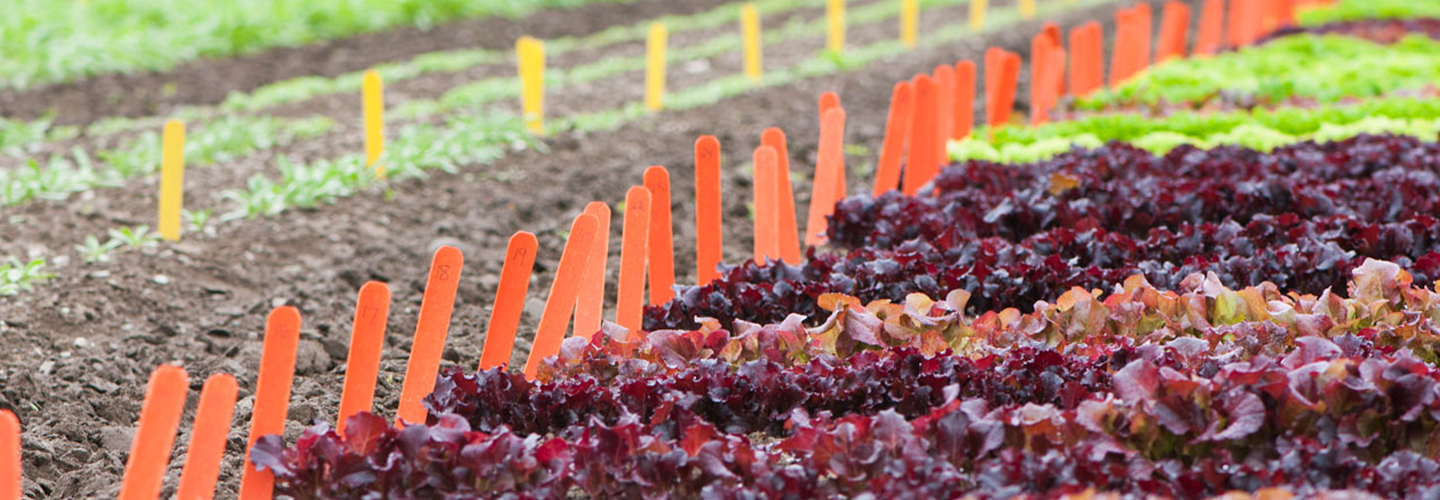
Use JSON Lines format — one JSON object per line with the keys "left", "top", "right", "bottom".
{"left": 108, "top": 225, "right": 161, "bottom": 249}
{"left": 75, "top": 235, "right": 121, "bottom": 264}
{"left": 0, "top": 259, "right": 54, "bottom": 295}
{"left": 184, "top": 209, "right": 214, "bottom": 234}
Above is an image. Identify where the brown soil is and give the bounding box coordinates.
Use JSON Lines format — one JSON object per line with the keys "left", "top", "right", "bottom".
{"left": 0, "top": 0, "right": 736, "bottom": 127}
{"left": 0, "top": 0, "right": 1188, "bottom": 498}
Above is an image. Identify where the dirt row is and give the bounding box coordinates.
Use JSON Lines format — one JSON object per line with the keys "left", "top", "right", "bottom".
{"left": 0, "top": 0, "right": 1179, "bottom": 497}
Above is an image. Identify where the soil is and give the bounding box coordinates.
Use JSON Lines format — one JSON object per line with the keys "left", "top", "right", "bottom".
{"left": 0, "top": 0, "right": 1198, "bottom": 498}
{"left": 0, "top": 0, "right": 736, "bottom": 127}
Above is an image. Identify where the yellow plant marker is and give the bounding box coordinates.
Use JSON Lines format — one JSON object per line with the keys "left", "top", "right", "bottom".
{"left": 517, "top": 36, "right": 546, "bottom": 134}
{"left": 157, "top": 120, "right": 185, "bottom": 242}
{"left": 901, "top": 0, "right": 919, "bottom": 49}
{"left": 645, "top": 23, "right": 668, "bottom": 112}
{"left": 827, "top": 0, "right": 846, "bottom": 52}
{"left": 362, "top": 70, "right": 385, "bottom": 178}
{"left": 1019, "top": 0, "right": 1036, "bottom": 19}
{"left": 970, "top": 0, "right": 988, "bottom": 30}
{"left": 741, "top": 4, "right": 763, "bottom": 82}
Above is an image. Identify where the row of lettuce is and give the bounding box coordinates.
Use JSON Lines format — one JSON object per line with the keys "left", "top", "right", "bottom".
{"left": 259, "top": 258, "right": 1440, "bottom": 498}
{"left": 257, "top": 6, "right": 1440, "bottom": 498}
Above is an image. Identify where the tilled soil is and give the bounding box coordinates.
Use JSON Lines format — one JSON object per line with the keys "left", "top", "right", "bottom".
{"left": 0, "top": 0, "right": 1183, "bottom": 498}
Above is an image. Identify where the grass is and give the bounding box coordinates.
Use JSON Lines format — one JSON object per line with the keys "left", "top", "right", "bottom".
{"left": 0, "top": 0, "right": 638, "bottom": 89}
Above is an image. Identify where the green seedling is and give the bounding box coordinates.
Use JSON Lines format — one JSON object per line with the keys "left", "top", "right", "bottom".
{"left": 0, "top": 259, "right": 54, "bottom": 295}
{"left": 108, "top": 225, "right": 161, "bottom": 250}
{"left": 184, "top": 209, "right": 214, "bottom": 234}
{"left": 76, "top": 235, "right": 122, "bottom": 264}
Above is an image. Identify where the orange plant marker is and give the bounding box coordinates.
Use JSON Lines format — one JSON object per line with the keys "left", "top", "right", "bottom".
{"left": 615, "top": 186, "right": 652, "bottom": 334}
{"left": 238, "top": 306, "right": 301, "bottom": 500}
{"left": 175, "top": 373, "right": 239, "bottom": 500}
{"left": 395, "top": 246, "right": 464, "bottom": 426}
{"left": 524, "top": 213, "right": 599, "bottom": 378}
{"left": 1135, "top": 2, "right": 1154, "bottom": 72}
{"left": 953, "top": 60, "right": 976, "bottom": 141}
{"left": 1046, "top": 45, "right": 1067, "bottom": 124}
{"left": 1157, "top": 1, "right": 1192, "bottom": 62}
{"left": 1067, "top": 26, "right": 1084, "bottom": 96}
{"left": 1195, "top": 0, "right": 1225, "bottom": 56}
{"left": 815, "top": 94, "right": 846, "bottom": 204}
{"left": 643, "top": 167, "right": 676, "bottom": 305}
{"left": 575, "top": 203, "right": 611, "bottom": 339}
{"left": 118, "top": 365, "right": 189, "bottom": 500}
{"left": 1227, "top": 0, "right": 1245, "bottom": 47}
{"left": 872, "top": 81, "right": 914, "bottom": 195}
{"left": 337, "top": 281, "right": 390, "bottom": 432}
{"left": 1043, "top": 48, "right": 1067, "bottom": 124}
{"left": 1109, "top": 9, "right": 1135, "bottom": 87}
{"left": 1041, "top": 22, "right": 1065, "bottom": 97}
{"left": 1276, "top": 0, "right": 1296, "bottom": 28}
{"left": 479, "top": 232, "right": 538, "bottom": 370}
{"left": 1242, "top": 0, "right": 1265, "bottom": 44}
{"left": 906, "top": 75, "right": 938, "bottom": 196}
{"left": 761, "top": 128, "right": 802, "bottom": 264}
{"left": 1029, "top": 33, "right": 1054, "bottom": 126}
{"left": 804, "top": 108, "right": 847, "bottom": 246}
{"left": 1260, "top": 0, "right": 1278, "bottom": 33}
{"left": 818, "top": 91, "right": 841, "bottom": 116}
{"left": 993, "top": 53, "right": 1021, "bottom": 127}
{"left": 933, "top": 64, "right": 956, "bottom": 161}
{"left": 753, "top": 145, "right": 782, "bottom": 264}
{"left": 0, "top": 410, "right": 17, "bottom": 500}
{"left": 1069, "top": 23, "right": 1101, "bottom": 97}
{"left": 694, "top": 136, "right": 723, "bottom": 284}
{"left": 1090, "top": 23, "right": 1106, "bottom": 88}
{"left": 984, "top": 47, "right": 1003, "bottom": 115}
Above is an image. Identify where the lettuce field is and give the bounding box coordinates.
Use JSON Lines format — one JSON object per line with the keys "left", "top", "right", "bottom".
{"left": 2, "top": 0, "right": 1439, "bottom": 498}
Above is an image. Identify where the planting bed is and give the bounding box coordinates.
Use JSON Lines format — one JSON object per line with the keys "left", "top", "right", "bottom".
{"left": 4, "top": 0, "right": 1440, "bottom": 498}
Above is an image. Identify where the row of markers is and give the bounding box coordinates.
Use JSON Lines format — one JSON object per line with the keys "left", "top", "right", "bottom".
{"left": 518, "top": 0, "right": 1045, "bottom": 135}
{"left": 153, "top": 0, "right": 960, "bottom": 240}
{"left": 1, "top": 0, "right": 1337, "bottom": 498}
{"left": 146, "top": 0, "right": 1317, "bottom": 245}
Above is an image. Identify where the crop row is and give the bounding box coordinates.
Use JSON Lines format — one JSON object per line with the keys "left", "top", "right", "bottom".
{"left": 0, "top": 0, "right": 1053, "bottom": 216}
{"left": 0, "top": 0, "right": 640, "bottom": 89}
{"left": 1075, "top": 30, "right": 1440, "bottom": 110}
{"left": 1295, "top": 0, "right": 1440, "bottom": 25}
{"left": 219, "top": 0, "right": 1077, "bottom": 220}
{"left": 646, "top": 133, "right": 1440, "bottom": 329}
{"left": 256, "top": 260, "right": 1440, "bottom": 499}
{"left": 951, "top": 94, "right": 1440, "bottom": 163}
{"left": 2, "top": 0, "right": 957, "bottom": 158}
{"left": 0, "top": 115, "right": 332, "bottom": 207}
